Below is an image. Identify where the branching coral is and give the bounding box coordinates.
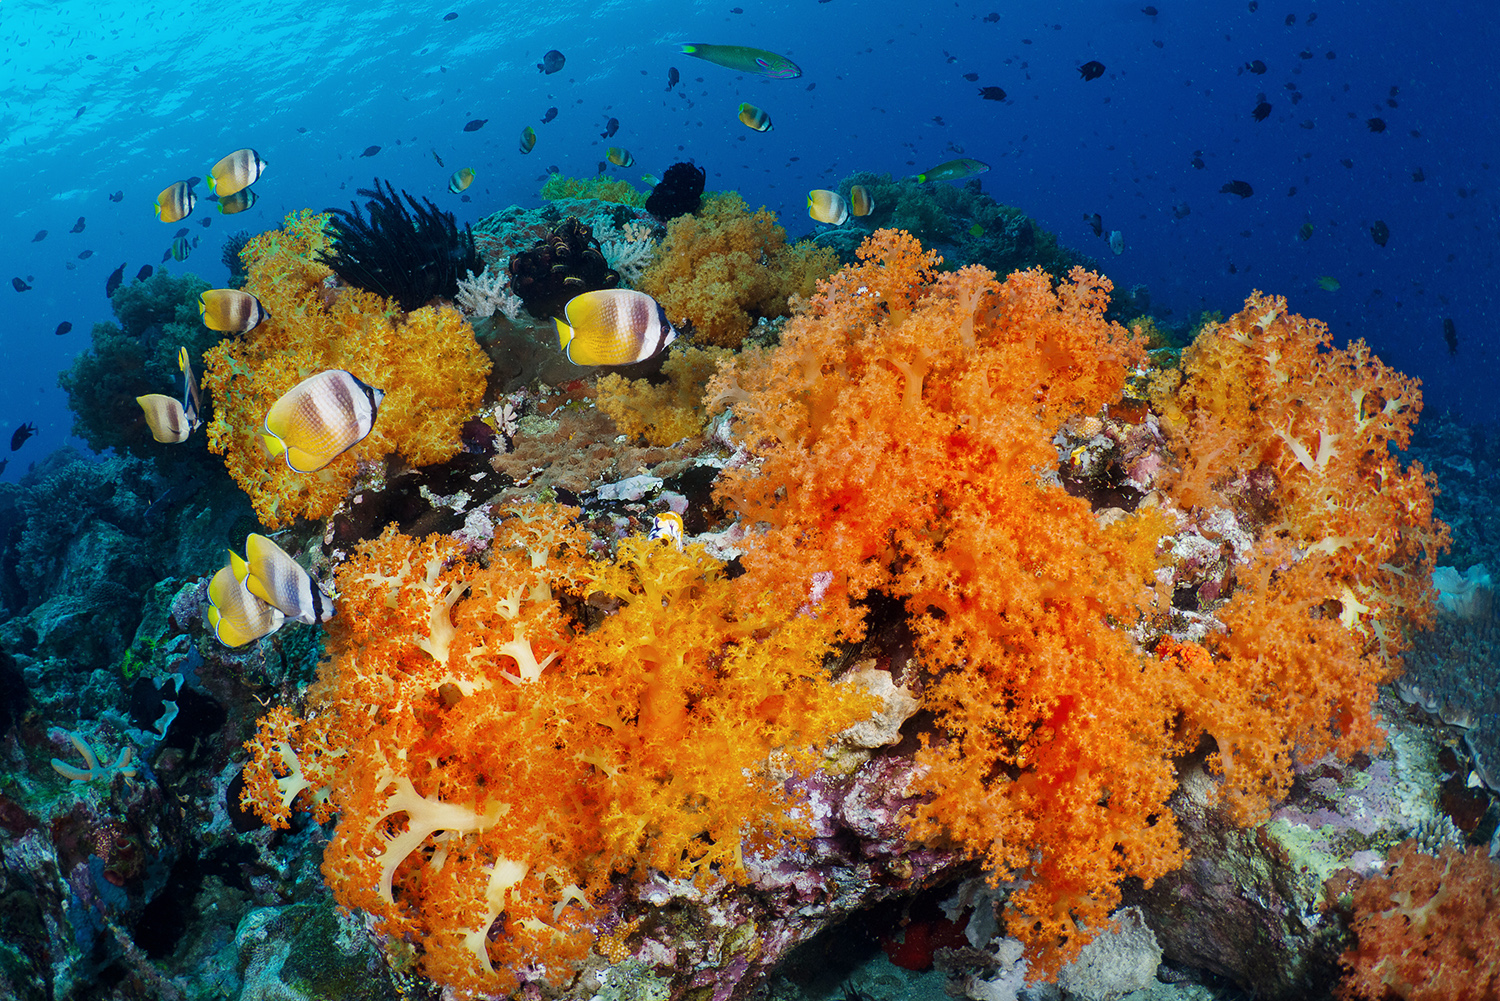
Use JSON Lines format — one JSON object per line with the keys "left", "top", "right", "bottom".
{"left": 319, "top": 179, "right": 483, "bottom": 312}
{"left": 708, "top": 228, "right": 1444, "bottom": 978}
{"left": 637, "top": 192, "right": 838, "bottom": 347}
{"left": 200, "top": 210, "right": 490, "bottom": 528}
{"left": 240, "top": 503, "right": 873, "bottom": 995}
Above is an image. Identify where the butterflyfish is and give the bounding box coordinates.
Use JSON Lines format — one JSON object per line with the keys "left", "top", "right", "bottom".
{"left": 914, "top": 158, "right": 991, "bottom": 183}
{"left": 170, "top": 237, "right": 190, "bottom": 261}
{"left": 1316, "top": 276, "right": 1340, "bottom": 291}
{"left": 199, "top": 289, "right": 270, "bottom": 333}
{"left": 217, "top": 188, "right": 257, "bottom": 214}
{"left": 207, "top": 148, "right": 267, "bottom": 198}
{"left": 448, "top": 167, "right": 475, "bottom": 193}
{"left": 1108, "top": 230, "right": 1124, "bottom": 255}
{"left": 155, "top": 181, "right": 195, "bottom": 223}
{"left": 136, "top": 394, "right": 194, "bottom": 443}
{"left": 555, "top": 289, "right": 677, "bottom": 366}
{"left": 607, "top": 147, "right": 634, "bottom": 167}
{"left": 260, "top": 369, "right": 385, "bottom": 472}
{"left": 519, "top": 126, "right": 537, "bottom": 154}
{"left": 205, "top": 551, "right": 285, "bottom": 647}
{"left": 849, "top": 184, "right": 875, "bottom": 217}
{"left": 737, "top": 102, "right": 773, "bottom": 131}
{"left": 680, "top": 43, "right": 802, "bottom": 79}
{"left": 243, "top": 533, "right": 335, "bottom": 625}
{"left": 807, "top": 189, "right": 849, "bottom": 226}
{"left": 179, "top": 346, "right": 203, "bottom": 428}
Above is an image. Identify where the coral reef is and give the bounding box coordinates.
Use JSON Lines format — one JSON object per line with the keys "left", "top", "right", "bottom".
{"left": 541, "top": 172, "right": 649, "bottom": 208}
{"left": 594, "top": 345, "right": 734, "bottom": 446}
{"left": 637, "top": 192, "right": 837, "bottom": 347}
{"left": 645, "top": 161, "right": 706, "bottom": 222}
{"left": 318, "top": 179, "right": 483, "bottom": 313}
{"left": 453, "top": 266, "right": 523, "bottom": 321}
{"left": 708, "top": 229, "right": 1444, "bottom": 977}
{"left": 200, "top": 210, "right": 491, "bottom": 528}
{"left": 506, "top": 216, "right": 620, "bottom": 321}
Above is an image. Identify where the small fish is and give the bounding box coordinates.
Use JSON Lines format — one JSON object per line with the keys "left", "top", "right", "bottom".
{"left": 261, "top": 369, "right": 385, "bottom": 472}
{"left": 360, "top": 145, "right": 381, "bottom": 157}
{"left": 200, "top": 289, "right": 271, "bottom": 333}
{"left": 1190, "top": 152, "right": 1205, "bottom": 169}
{"left": 666, "top": 66, "right": 680, "bottom": 91}
{"left": 979, "top": 86, "right": 1006, "bottom": 101}
{"left": 1370, "top": 220, "right": 1389, "bottom": 247}
{"left": 849, "top": 184, "right": 875, "bottom": 217}
{"left": 607, "top": 147, "right": 635, "bottom": 167}
{"left": 11, "top": 277, "right": 31, "bottom": 293}
{"left": 537, "top": 49, "right": 565, "bottom": 74}
{"left": 1443, "top": 318, "right": 1457, "bottom": 355}
{"left": 463, "top": 118, "right": 487, "bottom": 132}
{"left": 10, "top": 422, "right": 37, "bottom": 450}
{"left": 1107, "top": 230, "right": 1124, "bottom": 255}
{"left": 541, "top": 106, "right": 558, "bottom": 124}
{"left": 1284, "top": 13, "right": 1295, "bottom": 24}
{"left": 963, "top": 72, "right": 979, "bottom": 82}
{"left": 1141, "top": 5, "right": 1157, "bottom": 14}
{"left": 205, "top": 551, "right": 285, "bottom": 648}
{"left": 1220, "top": 179, "right": 1254, "bottom": 198}
{"left": 1298, "top": 222, "right": 1313, "bottom": 241}
{"left": 648, "top": 512, "right": 684, "bottom": 550}
{"left": 1340, "top": 158, "right": 1354, "bottom": 168}
{"left": 70, "top": 217, "right": 86, "bottom": 233}
{"left": 109, "top": 190, "right": 124, "bottom": 202}
{"left": 0, "top": 459, "right": 6, "bottom": 475}
{"left": 448, "top": 167, "right": 475, "bottom": 193}
{"left": 1078, "top": 60, "right": 1105, "bottom": 81}
{"left": 807, "top": 189, "right": 850, "bottom": 225}
{"left": 1086, "top": 212, "right": 1103, "bottom": 236}
{"left": 680, "top": 43, "right": 802, "bottom": 79}
{"left": 200, "top": 216, "right": 213, "bottom": 228}
{"left": 217, "top": 187, "right": 257, "bottom": 214}
{"left": 55, "top": 321, "right": 72, "bottom": 336}
{"left": 155, "top": 180, "right": 195, "bottom": 223}
{"left": 737, "top": 102, "right": 772, "bottom": 131}
{"left": 519, "top": 126, "right": 537, "bottom": 154}
{"left": 1252, "top": 101, "right": 1272, "bottom": 121}
{"left": 244, "top": 533, "right": 335, "bottom": 624}
{"left": 443, "top": 11, "right": 457, "bottom": 20}
{"left": 1412, "top": 167, "right": 1425, "bottom": 182}
{"left": 914, "top": 158, "right": 990, "bottom": 183}
{"left": 105, "top": 263, "right": 126, "bottom": 297}
{"left": 171, "top": 237, "right": 190, "bottom": 261}
{"left": 1172, "top": 202, "right": 1191, "bottom": 219}
{"left": 641, "top": 173, "right": 660, "bottom": 187}
{"left": 431, "top": 148, "right": 446, "bottom": 167}
{"left": 1316, "top": 276, "right": 1340, "bottom": 291}
{"left": 31, "top": 230, "right": 47, "bottom": 243}
{"left": 1366, "top": 117, "right": 1386, "bottom": 133}
{"left": 601, "top": 117, "right": 620, "bottom": 139}
{"left": 207, "top": 148, "right": 267, "bottom": 198}
{"left": 1247, "top": 59, "right": 1267, "bottom": 74}
{"left": 78, "top": 249, "right": 93, "bottom": 259}
{"left": 1248, "top": 0, "right": 1257, "bottom": 9}
{"left": 556, "top": 289, "right": 678, "bottom": 366}
{"left": 136, "top": 394, "right": 194, "bottom": 443}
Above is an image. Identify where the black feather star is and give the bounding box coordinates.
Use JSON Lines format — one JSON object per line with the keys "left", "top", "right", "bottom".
{"left": 318, "top": 179, "right": 482, "bottom": 313}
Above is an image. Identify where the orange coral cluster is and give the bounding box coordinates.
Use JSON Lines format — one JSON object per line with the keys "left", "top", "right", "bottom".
{"left": 637, "top": 191, "right": 837, "bottom": 347}
{"left": 593, "top": 344, "right": 734, "bottom": 445}
{"left": 709, "top": 228, "right": 1445, "bottom": 977}
{"left": 200, "top": 210, "right": 491, "bottom": 528}
{"left": 241, "top": 503, "right": 872, "bottom": 995}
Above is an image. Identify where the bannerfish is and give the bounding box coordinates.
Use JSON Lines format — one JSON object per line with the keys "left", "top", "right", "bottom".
{"left": 601, "top": 117, "right": 619, "bottom": 139}
{"left": 541, "top": 107, "right": 558, "bottom": 124}
{"left": 1220, "top": 179, "right": 1254, "bottom": 198}
{"left": 106, "top": 263, "right": 126, "bottom": 296}
{"left": 681, "top": 43, "right": 802, "bottom": 79}
{"left": 519, "top": 126, "right": 537, "bottom": 154}
{"left": 260, "top": 369, "right": 385, "bottom": 472}
{"left": 807, "top": 189, "right": 850, "bottom": 225}
{"left": 207, "top": 148, "right": 267, "bottom": 198}
{"left": 448, "top": 167, "right": 475, "bottom": 193}
{"left": 538, "top": 49, "right": 565, "bottom": 74}
{"left": 737, "top": 102, "right": 773, "bottom": 131}
{"left": 555, "top": 289, "right": 678, "bottom": 366}
{"left": 243, "top": 533, "right": 335, "bottom": 625}
{"left": 155, "top": 180, "right": 195, "bottom": 223}
{"left": 1078, "top": 60, "right": 1106, "bottom": 81}
{"left": 607, "top": 147, "right": 634, "bottom": 167}
{"left": 55, "top": 321, "right": 72, "bottom": 336}
{"left": 10, "top": 422, "right": 37, "bottom": 451}
{"left": 171, "top": 237, "right": 190, "bottom": 261}
{"left": 218, "top": 188, "right": 257, "bottom": 214}
{"left": 200, "top": 289, "right": 270, "bottom": 333}
{"left": 463, "top": 119, "right": 487, "bottom": 132}
{"left": 849, "top": 184, "right": 875, "bottom": 217}
{"left": 205, "top": 551, "right": 285, "bottom": 648}
{"left": 914, "top": 158, "right": 990, "bottom": 183}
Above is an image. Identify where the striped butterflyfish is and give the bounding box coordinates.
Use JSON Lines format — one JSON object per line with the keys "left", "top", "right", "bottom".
{"left": 849, "top": 184, "right": 876, "bottom": 217}
{"left": 199, "top": 289, "right": 270, "bottom": 333}
{"left": 135, "top": 345, "right": 203, "bottom": 443}
{"left": 205, "top": 550, "right": 285, "bottom": 647}
{"left": 155, "top": 180, "right": 195, "bottom": 223}
{"left": 807, "top": 189, "right": 849, "bottom": 226}
{"left": 244, "top": 533, "right": 334, "bottom": 625}
{"left": 260, "top": 369, "right": 384, "bottom": 473}
{"left": 555, "top": 289, "right": 677, "bottom": 366}
{"left": 207, "top": 148, "right": 267, "bottom": 198}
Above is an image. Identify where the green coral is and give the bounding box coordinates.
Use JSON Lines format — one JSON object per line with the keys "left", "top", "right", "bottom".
{"left": 540, "top": 174, "right": 648, "bottom": 207}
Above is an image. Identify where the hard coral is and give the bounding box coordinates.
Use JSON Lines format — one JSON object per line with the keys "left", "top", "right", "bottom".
{"left": 241, "top": 504, "right": 873, "bottom": 996}
{"left": 319, "top": 179, "right": 483, "bottom": 312}
{"left": 638, "top": 191, "right": 837, "bottom": 347}
{"left": 200, "top": 210, "right": 490, "bottom": 528}
{"left": 506, "top": 216, "right": 620, "bottom": 321}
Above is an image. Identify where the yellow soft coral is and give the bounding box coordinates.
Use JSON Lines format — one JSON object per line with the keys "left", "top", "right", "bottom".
{"left": 637, "top": 192, "right": 837, "bottom": 347}
{"left": 540, "top": 174, "right": 648, "bottom": 207}
{"left": 593, "top": 344, "right": 733, "bottom": 445}
{"left": 201, "top": 211, "right": 491, "bottom": 528}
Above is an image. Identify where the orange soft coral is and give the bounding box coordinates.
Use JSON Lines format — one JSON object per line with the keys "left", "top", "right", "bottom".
{"left": 637, "top": 191, "right": 837, "bottom": 347}
{"left": 240, "top": 503, "right": 873, "bottom": 995}
{"left": 201, "top": 211, "right": 490, "bottom": 528}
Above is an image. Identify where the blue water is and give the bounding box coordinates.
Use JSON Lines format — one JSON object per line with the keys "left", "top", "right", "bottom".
{"left": 1, "top": 0, "right": 1495, "bottom": 475}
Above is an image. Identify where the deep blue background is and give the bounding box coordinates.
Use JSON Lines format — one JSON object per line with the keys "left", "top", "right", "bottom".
{"left": 1, "top": 0, "right": 1494, "bottom": 477}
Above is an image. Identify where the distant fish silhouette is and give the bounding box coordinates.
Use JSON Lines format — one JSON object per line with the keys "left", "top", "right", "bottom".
{"left": 55, "top": 321, "right": 72, "bottom": 336}
{"left": 360, "top": 145, "right": 381, "bottom": 157}
{"left": 1078, "top": 60, "right": 1105, "bottom": 81}
{"left": 106, "top": 263, "right": 126, "bottom": 296}
{"left": 70, "top": 217, "right": 86, "bottom": 233}
{"left": 1220, "top": 179, "right": 1254, "bottom": 198}
{"left": 463, "top": 119, "right": 487, "bottom": 132}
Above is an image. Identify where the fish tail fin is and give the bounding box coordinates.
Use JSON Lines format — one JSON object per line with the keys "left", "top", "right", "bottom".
{"left": 555, "top": 317, "right": 575, "bottom": 351}
{"left": 259, "top": 432, "right": 287, "bottom": 459}
{"left": 681, "top": 44, "right": 698, "bottom": 53}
